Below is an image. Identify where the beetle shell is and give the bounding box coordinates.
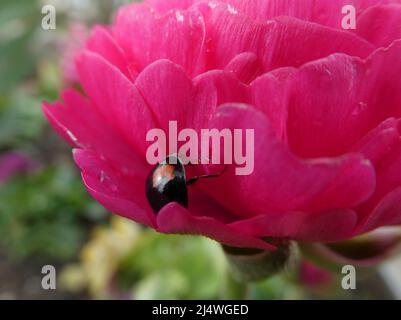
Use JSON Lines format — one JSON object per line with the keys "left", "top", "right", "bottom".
{"left": 145, "top": 155, "right": 188, "bottom": 213}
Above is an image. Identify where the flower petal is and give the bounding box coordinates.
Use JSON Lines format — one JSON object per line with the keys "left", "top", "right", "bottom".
{"left": 250, "top": 73, "right": 289, "bottom": 140}
{"left": 76, "top": 50, "right": 156, "bottom": 156}
{"left": 114, "top": 3, "right": 206, "bottom": 76}
{"left": 197, "top": 2, "right": 374, "bottom": 72}
{"left": 135, "top": 59, "right": 196, "bottom": 132}
{"left": 85, "top": 26, "right": 133, "bottom": 80}
{"left": 156, "top": 202, "right": 275, "bottom": 250}
{"left": 42, "top": 89, "right": 146, "bottom": 175}
{"left": 358, "top": 188, "right": 401, "bottom": 233}
{"left": 355, "top": 124, "right": 401, "bottom": 231}
{"left": 135, "top": 59, "right": 250, "bottom": 133}
{"left": 302, "top": 227, "right": 401, "bottom": 267}
{"left": 145, "top": 0, "right": 195, "bottom": 14}
{"left": 351, "top": 118, "right": 401, "bottom": 164}
{"left": 229, "top": 209, "right": 358, "bottom": 242}
{"left": 218, "top": 0, "right": 315, "bottom": 22}
{"left": 200, "top": 103, "right": 375, "bottom": 217}
{"left": 357, "top": 4, "right": 401, "bottom": 48}
{"left": 224, "top": 52, "right": 262, "bottom": 84}
{"left": 312, "top": 0, "right": 401, "bottom": 28}
{"left": 74, "top": 149, "right": 155, "bottom": 227}
{"left": 287, "top": 40, "right": 401, "bottom": 158}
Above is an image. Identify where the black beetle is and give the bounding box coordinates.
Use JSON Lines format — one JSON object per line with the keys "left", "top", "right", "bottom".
{"left": 145, "top": 155, "right": 223, "bottom": 213}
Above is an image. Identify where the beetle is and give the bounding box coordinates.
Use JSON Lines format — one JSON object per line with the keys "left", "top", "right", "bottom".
{"left": 145, "top": 155, "right": 223, "bottom": 213}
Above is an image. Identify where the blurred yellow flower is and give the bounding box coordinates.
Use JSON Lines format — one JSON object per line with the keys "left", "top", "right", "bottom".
{"left": 60, "top": 217, "right": 140, "bottom": 298}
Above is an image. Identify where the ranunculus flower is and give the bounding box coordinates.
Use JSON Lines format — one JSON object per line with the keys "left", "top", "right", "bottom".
{"left": 43, "top": 0, "right": 401, "bottom": 253}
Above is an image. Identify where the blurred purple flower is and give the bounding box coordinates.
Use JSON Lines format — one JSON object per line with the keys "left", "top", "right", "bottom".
{"left": 0, "top": 152, "right": 35, "bottom": 183}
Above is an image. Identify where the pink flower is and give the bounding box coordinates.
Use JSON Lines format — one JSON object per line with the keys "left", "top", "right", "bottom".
{"left": 43, "top": 0, "right": 401, "bottom": 252}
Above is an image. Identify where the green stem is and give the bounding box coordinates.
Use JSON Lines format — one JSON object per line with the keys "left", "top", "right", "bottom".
{"left": 222, "top": 241, "right": 298, "bottom": 282}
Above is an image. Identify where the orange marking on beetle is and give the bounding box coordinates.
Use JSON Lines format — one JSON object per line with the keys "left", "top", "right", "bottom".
{"left": 152, "top": 165, "right": 175, "bottom": 187}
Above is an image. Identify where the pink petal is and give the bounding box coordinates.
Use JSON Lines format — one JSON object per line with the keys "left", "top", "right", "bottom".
{"left": 224, "top": 52, "right": 262, "bottom": 84}
{"left": 135, "top": 59, "right": 250, "bottom": 133}
{"left": 357, "top": 143, "right": 401, "bottom": 231}
{"left": 144, "top": 0, "right": 195, "bottom": 14}
{"left": 266, "top": 16, "right": 373, "bottom": 70}
{"left": 42, "top": 89, "right": 146, "bottom": 175}
{"left": 83, "top": 174, "right": 154, "bottom": 228}
{"left": 145, "top": 0, "right": 401, "bottom": 30}
{"left": 312, "top": 0, "right": 401, "bottom": 28}
{"left": 349, "top": 40, "right": 401, "bottom": 123}
{"left": 229, "top": 209, "right": 358, "bottom": 242}
{"left": 203, "top": 0, "right": 401, "bottom": 29}
{"left": 305, "top": 228, "right": 401, "bottom": 267}
{"left": 249, "top": 73, "right": 289, "bottom": 141}
{"left": 287, "top": 40, "right": 401, "bottom": 158}
{"left": 193, "top": 69, "right": 250, "bottom": 129}
{"left": 76, "top": 51, "right": 156, "bottom": 156}
{"left": 74, "top": 149, "right": 155, "bottom": 227}
{"left": 303, "top": 157, "right": 375, "bottom": 212}
{"left": 287, "top": 54, "right": 371, "bottom": 158}
{"left": 373, "top": 142, "right": 401, "bottom": 195}
{"left": 135, "top": 59, "right": 196, "bottom": 132}
{"left": 351, "top": 118, "right": 401, "bottom": 164}
{"left": 218, "top": 0, "right": 315, "bottom": 22}
{"left": 358, "top": 188, "right": 401, "bottom": 233}
{"left": 187, "top": 187, "right": 238, "bottom": 223}
{"left": 357, "top": 4, "right": 401, "bottom": 48}
{"left": 156, "top": 202, "right": 275, "bottom": 250}
{"left": 194, "top": 69, "right": 249, "bottom": 106}
{"left": 114, "top": 4, "right": 206, "bottom": 76}
{"left": 197, "top": 2, "right": 374, "bottom": 72}
{"left": 199, "top": 104, "right": 375, "bottom": 218}
{"left": 268, "top": 66, "right": 297, "bottom": 83}
{"left": 85, "top": 26, "right": 134, "bottom": 80}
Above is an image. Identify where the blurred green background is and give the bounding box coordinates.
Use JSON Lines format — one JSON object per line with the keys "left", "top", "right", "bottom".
{"left": 0, "top": 0, "right": 397, "bottom": 300}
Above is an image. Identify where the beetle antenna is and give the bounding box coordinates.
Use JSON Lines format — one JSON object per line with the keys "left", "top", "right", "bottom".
{"left": 186, "top": 166, "right": 227, "bottom": 186}
{"left": 187, "top": 156, "right": 211, "bottom": 166}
